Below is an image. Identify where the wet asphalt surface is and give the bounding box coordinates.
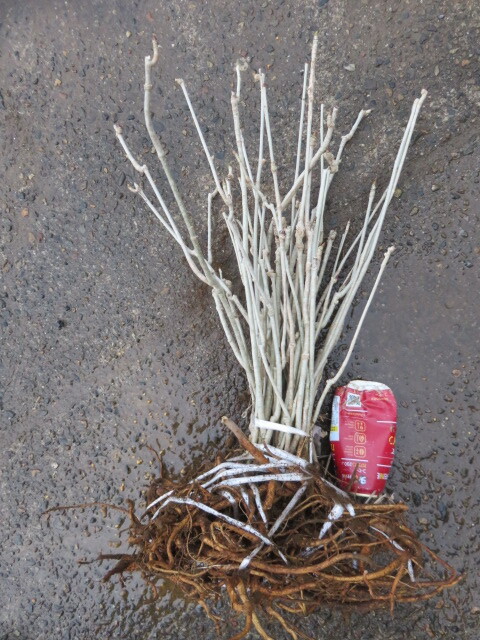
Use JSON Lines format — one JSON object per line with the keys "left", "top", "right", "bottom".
{"left": 1, "top": 0, "right": 479, "bottom": 638}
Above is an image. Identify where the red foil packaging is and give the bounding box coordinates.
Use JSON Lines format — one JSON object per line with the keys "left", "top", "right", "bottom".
{"left": 330, "top": 381, "right": 397, "bottom": 496}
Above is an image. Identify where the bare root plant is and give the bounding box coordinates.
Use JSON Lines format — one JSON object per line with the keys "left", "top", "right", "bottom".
{"left": 57, "top": 35, "right": 460, "bottom": 640}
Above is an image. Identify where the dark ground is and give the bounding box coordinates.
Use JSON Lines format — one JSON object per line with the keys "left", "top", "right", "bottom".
{"left": 1, "top": 0, "right": 479, "bottom": 638}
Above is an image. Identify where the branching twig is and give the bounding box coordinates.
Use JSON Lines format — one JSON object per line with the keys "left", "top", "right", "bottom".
{"left": 115, "top": 37, "right": 427, "bottom": 456}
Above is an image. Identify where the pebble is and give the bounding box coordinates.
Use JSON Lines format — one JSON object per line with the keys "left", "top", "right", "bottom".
{"left": 108, "top": 540, "right": 122, "bottom": 548}
{"left": 438, "top": 502, "right": 448, "bottom": 521}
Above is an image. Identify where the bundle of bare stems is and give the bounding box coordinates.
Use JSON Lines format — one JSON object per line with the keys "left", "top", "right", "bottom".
{"left": 96, "top": 36, "right": 460, "bottom": 639}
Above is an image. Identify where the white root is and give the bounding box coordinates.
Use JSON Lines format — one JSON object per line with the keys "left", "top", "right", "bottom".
{"left": 143, "top": 450, "right": 358, "bottom": 555}
{"left": 150, "top": 496, "right": 274, "bottom": 546}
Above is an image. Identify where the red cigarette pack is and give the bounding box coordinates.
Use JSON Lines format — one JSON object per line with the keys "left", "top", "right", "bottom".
{"left": 330, "top": 380, "right": 397, "bottom": 496}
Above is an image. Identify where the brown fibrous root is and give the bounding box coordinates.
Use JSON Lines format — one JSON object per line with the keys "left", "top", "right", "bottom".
{"left": 82, "top": 431, "right": 461, "bottom": 640}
